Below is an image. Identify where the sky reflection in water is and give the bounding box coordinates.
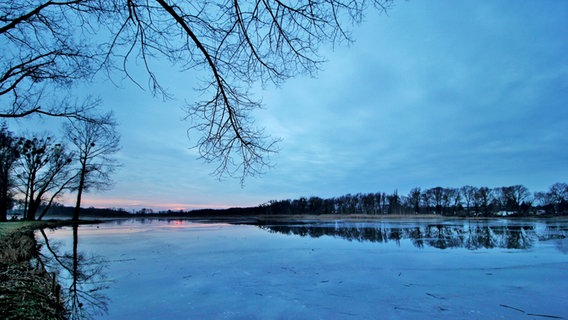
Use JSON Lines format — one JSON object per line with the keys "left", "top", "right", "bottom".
{"left": 39, "top": 219, "right": 568, "bottom": 319}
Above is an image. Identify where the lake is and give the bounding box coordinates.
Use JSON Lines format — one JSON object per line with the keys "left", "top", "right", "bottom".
{"left": 37, "top": 218, "right": 568, "bottom": 319}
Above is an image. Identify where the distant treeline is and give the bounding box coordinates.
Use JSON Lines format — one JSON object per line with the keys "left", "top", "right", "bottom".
{"left": 34, "top": 204, "right": 266, "bottom": 219}
{"left": 260, "top": 183, "right": 568, "bottom": 217}
{"left": 28, "top": 182, "right": 568, "bottom": 219}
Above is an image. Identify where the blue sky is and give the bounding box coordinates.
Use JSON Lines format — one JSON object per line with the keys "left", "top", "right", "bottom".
{"left": 12, "top": 1, "right": 568, "bottom": 211}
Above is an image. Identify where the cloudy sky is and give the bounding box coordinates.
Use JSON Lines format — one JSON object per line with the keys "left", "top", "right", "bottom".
{"left": 13, "top": 0, "right": 568, "bottom": 211}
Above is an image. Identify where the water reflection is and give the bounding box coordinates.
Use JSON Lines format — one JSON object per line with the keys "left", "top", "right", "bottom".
{"left": 38, "top": 224, "right": 110, "bottom": 320}
{"left": 259, "top": 220, "right": 568, "bottom": 250}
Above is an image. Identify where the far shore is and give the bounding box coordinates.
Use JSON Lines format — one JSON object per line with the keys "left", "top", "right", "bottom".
{"left": 63, "top": 213, "right": 568, "bottom": 225}
{"left": 2, "top": 213, "right": 566, "bottom": 230}
{"left": 188, "top": 213, "right": 568, "bottom": 223}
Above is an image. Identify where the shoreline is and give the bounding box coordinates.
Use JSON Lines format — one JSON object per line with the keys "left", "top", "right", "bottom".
{"left": 3, "top": 214, "right": 565, "bottom": 229}
{"left": 200, "top": 214, "right": 568, "bottom": 224}
{"left": 0, "top": 223, "right": 66, "bottom": 320}
{"left": 58, "top": 213, "right": 568, "bottom": 225}
{"left": 1, "top": 214, "right": 565, "bottom": 319}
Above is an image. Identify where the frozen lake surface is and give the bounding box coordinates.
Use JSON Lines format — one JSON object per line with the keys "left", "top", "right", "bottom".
{"left": 38, "top": 218, "right": 568, "bottom": 319}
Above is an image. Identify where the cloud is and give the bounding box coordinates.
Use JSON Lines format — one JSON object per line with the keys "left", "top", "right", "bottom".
{"left": 50, "top": 0, "right": 568, "bottom": 210}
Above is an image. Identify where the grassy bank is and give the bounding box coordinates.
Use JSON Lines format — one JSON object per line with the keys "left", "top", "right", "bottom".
{"left": 0, "top": 220, "right": 77, "bottom": 239}
{"left": 0, "top": 221, "right": 67, "bottom": 320}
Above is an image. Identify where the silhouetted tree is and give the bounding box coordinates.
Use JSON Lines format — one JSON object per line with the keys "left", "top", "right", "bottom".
{"left": 408, "top": 188, "right": 421, "bottom": 214}
{"left": 361, "top": 193, "right": 376, "bottom": 214}
{"left": 264, "top": 183, "right": 565, "bottom": 217}
{"left": 308, "top": 196, "right": 324, "bottom": 215}
{"left": 15, "top": 134, "right": 74, "bottom": 220}
{"left": 386, "top": 190, "right": 400, "bottom": 214}
{"left": 0, "top": 125, "right": 20, "bottom": 221}
{"left": 533, "top": 191, "right": 550, "bottom": 212}
{"left": 0, "top": 0, "right": 103, "bottom": 121}
{"left": 497, "top": 185, "right": 530, "bottom": 214}
{"left": 290, "top": 197, "right": 309, "bottom": 214}
{"left": 1, "top": 0, "right": 392, "bottom": 181}
{"left": 460, "top": 185, "right": 477, "bottom": 216}
{"left": 420, "top": 191, "right": 431, "bottom": 214}
{"left": 323, "top": 198, "right": 336, "bottom": 214}
{"left": 373, "top": 193, "right": 382, "bottom": 214}
{"left": 548, "top": 182, "right": 568, "bottom": 215}
{"left": 65, "top": 113, "right": 120, "bottom": 221}
{"left": 474, "top": 187, "right": 493, "bottom": 216}
{"left": 440, "top": 188, "right": 453, "bottom": 215}
{"left": 424, "top": 187, "right": 444, "bottom": 214}
{"left": 447, "top": 187, "right": 461, "bottom": 215}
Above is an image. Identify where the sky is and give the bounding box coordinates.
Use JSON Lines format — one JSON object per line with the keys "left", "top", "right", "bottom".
{"left": 11, "top": 1, "right": 568, "bottom": 211}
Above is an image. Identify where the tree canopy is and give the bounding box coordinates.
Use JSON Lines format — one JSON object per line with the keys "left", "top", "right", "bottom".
{"left": 0, "top": 0, "right": 392, "bottom": 180}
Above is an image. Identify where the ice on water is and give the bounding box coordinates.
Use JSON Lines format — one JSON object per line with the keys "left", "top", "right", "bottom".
{"left": 40, "top": 219, "right": 568, "bottom": 319}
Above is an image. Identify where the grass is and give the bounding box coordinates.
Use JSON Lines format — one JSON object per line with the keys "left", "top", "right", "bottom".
{"left": 0, "top": 221, "right": 32, "bottom": 236}
{"left": 0, "top": 221, "right": 46, "bottom": 239}
{"left": 0, "top": 219, "right": 83, "bottom": 240}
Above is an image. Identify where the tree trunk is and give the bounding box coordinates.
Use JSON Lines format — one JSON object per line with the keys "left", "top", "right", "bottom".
{"left": 0, "top": 203, "right": 6, "bottom": 222}
{"left": 26, "top": 199, "right": 39, "bottom": 221}
{"left": 0, "top": 181, "right": 7, "bottom": 221}
{"left": 0, "top": 178, "right": 8, "bottom": 221}
{"left": 73, "top": 164, "right": 87, "bottom": 221}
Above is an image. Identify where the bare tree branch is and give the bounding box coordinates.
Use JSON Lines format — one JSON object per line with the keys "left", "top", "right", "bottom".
{"left": 0, "top": 95, "right": 103, "bottom": 123}
{"left": 1, "top": 0, "right": 393, "bottom": 181}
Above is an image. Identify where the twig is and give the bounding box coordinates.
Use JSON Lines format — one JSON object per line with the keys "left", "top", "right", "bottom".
{"left": 499, "top": 304, "right": 526, "bottom": 313}
{"left": 527, "top": 313, "right": 565, "bottom": 319}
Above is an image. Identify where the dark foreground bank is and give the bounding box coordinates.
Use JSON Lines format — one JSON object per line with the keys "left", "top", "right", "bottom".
{"left": 0, "top": 221, "right": 81, "bottom": 320}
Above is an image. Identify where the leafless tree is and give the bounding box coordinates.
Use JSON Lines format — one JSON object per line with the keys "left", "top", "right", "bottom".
{"left": 407, "top": 187, "right": 421, "bottom": 214}
{"left": 460, "top": 185, "right": 477, "bottom": 216}
{"left": 424, "top": 187, "right": 444, "bottom": 214}
{"left": 65, "top": 113, "right": 120, "bottom": 221}
{"left": 497, "top": 185, "right": 530, "bottom": 213}
{"left": 546, "top": 182, "right": 567, "bottom": 213}
{"left": 1, "top": 0, "right": 392, "bottom": 181}
{"left": 0, "top": 125, "right": 20, "bottom": 221}
{"left": 0, "top": 1, "right": 108, "bottom": 121}
{"left": 447, "top": 187, "right": 461, "bottom": 215}
{"left": 15, "top": 134, "right": 75, "bottom": 220}
{"left": 474, "top": 187, "right": 493, "bottom": 216}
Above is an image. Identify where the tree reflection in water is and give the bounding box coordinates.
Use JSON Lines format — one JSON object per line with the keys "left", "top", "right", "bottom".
{"left": 38, "top": 224, "right": 110, "bottom": 320}
{"left": 259, "top": 220, "right": 568, "bottom": 250}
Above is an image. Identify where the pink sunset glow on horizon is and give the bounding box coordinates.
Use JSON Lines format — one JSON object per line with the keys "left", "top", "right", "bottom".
{"left": 63, "top": 196, "right": 235, "bottom": 212}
